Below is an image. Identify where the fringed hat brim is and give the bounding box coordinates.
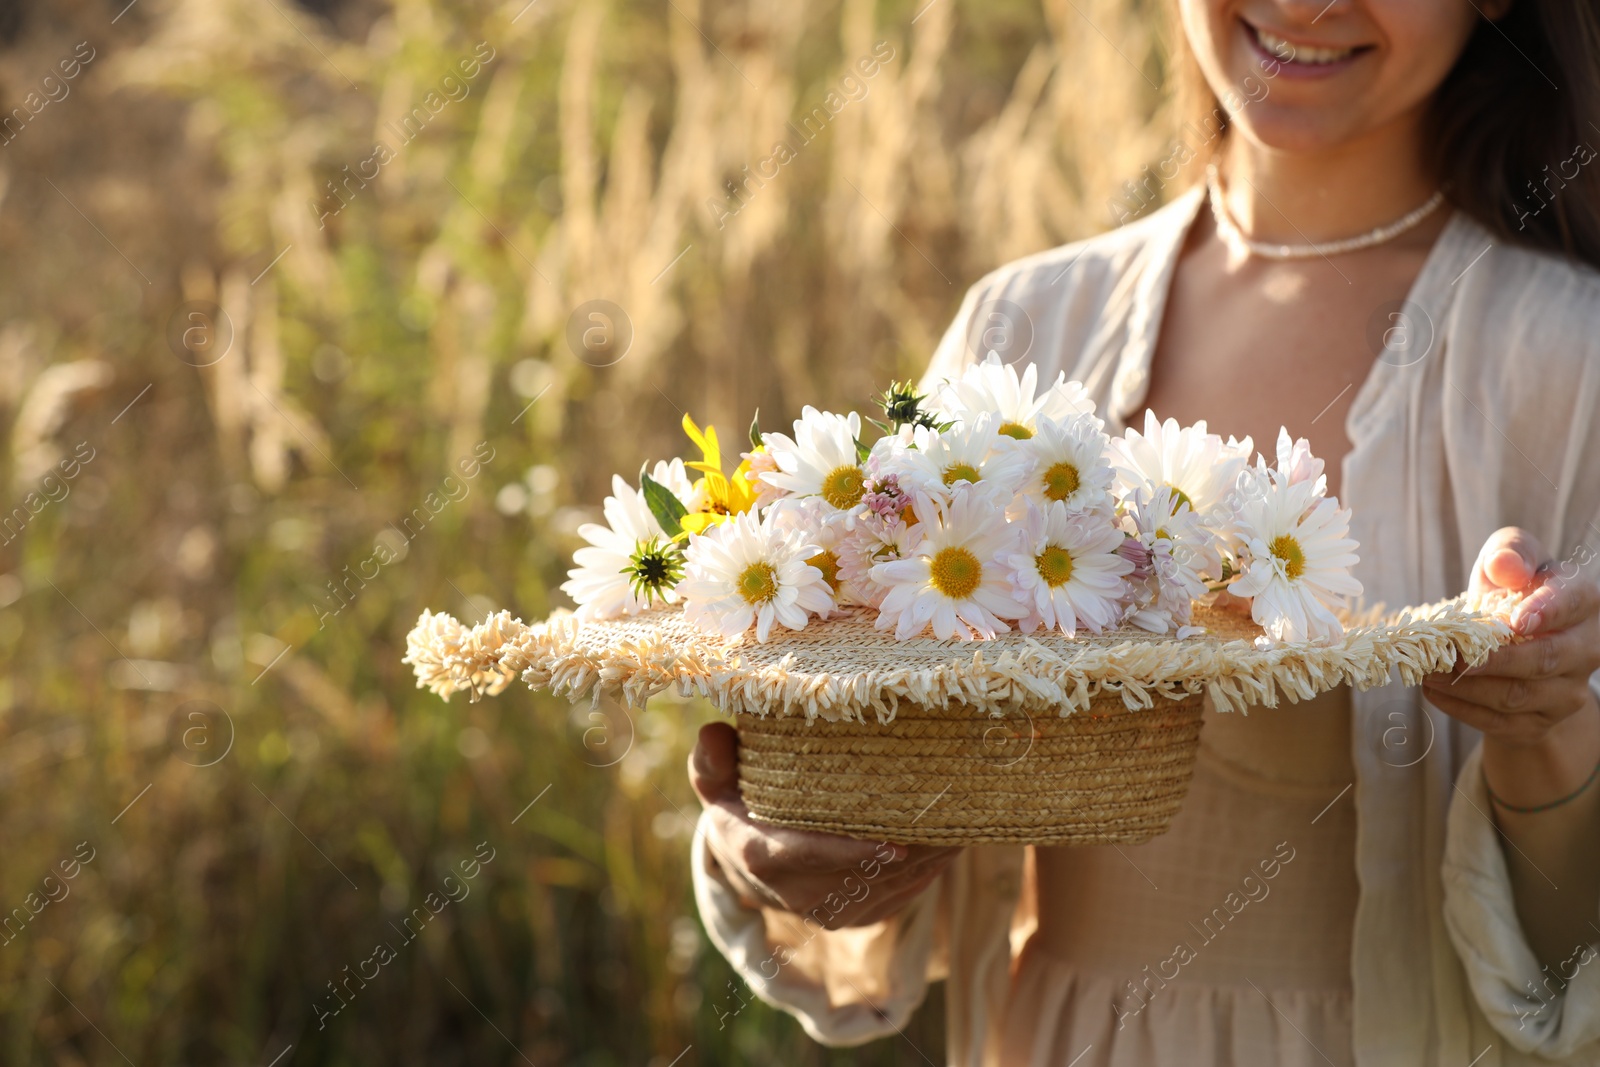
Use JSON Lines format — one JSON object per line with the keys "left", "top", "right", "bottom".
{"left": 404, "top": 598, "right": 1512, "bottom": 721}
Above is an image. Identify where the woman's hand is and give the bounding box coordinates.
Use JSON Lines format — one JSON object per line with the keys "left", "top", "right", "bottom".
{"left": 1424, "top": 527, "right": 1600, "bottom": 969}
{"left": 689, "top": 722, "right": 961, "bottom": 929}
{"left": 1422, "top": 527, "right": 1600, "bottom": 752}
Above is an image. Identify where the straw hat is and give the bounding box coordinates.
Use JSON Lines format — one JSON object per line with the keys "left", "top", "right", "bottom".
{"left": 405, "top": 597, "right": 1510, "bottom": 845}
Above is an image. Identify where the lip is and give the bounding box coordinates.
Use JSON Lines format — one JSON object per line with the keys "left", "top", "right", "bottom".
{"left": 1239, "top": 17, "right": 1373, "bottom": 79}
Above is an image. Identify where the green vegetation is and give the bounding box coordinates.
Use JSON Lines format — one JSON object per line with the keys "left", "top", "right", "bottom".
{"left": 0, "top": 0, "right": 1166, "bottom": 1061}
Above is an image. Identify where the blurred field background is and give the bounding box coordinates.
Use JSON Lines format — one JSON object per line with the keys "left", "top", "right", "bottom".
{"left": 0, "top": 0, "right": 1175, "bottom": 1062}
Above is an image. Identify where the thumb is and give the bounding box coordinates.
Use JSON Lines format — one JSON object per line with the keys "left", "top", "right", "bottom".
{"left": 1474, "top": 527, "right": 1545, "bottom": 593}
{"left": 689, "top": 721, "right": 742, "bottom": 809}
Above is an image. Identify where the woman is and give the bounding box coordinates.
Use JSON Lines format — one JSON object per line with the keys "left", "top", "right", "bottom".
{"left": 688, "top": 0, "right": 1600, "bottom": 1063}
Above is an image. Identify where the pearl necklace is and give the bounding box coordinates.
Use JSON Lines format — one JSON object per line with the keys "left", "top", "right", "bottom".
{"left": 1204, "top": 163, "right": 1445, "bottom": 260}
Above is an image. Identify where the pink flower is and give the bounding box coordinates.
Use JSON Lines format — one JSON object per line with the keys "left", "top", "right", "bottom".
{"left": 1272, "top": 428, "right": 1326, "bottom": 491}
{"left": 863, "top": 472, "right": 910, "bottom": 520}
{"left": 1117, "top": 535, "right": 1153, "bottom": 582}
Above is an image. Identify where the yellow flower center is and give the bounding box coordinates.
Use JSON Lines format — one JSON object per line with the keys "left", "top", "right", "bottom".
{"left": 737, "top": 561, "right": 780, "bottom": 604}
{"left": 1164, "top": 484, "right": 1194, "bottom": 512}
{"left": 997, "top": 422, "right": 1033, "bottom": 440}
{"left": 1035, "top": 545, "right": 1075, "bottom": 587}
{"left": 811, "top": 549, "right": 840, "bottom": 592}
{"left": 821, "top": 465, "right": 865, "bottom": 511}
{"left": 1269, "top": 534, "right": 1306, "bottom": 581}
{"left": 943, "top": 462, "right": 981, "bottom": 486}
{"left": 928, "top": 546, "right": 982, "bottom": 600}
{"left": 1042, "top": 461, "right": 1080, "bottom": 502}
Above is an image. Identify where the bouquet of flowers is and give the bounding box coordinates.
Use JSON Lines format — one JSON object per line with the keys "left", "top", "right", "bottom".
{"left": 562, "top": 354, "right": 1363, "bottom": 648}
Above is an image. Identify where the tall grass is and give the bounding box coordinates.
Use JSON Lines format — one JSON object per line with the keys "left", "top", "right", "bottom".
{"left": 0, "top": 0, "right": 1170, "bottom": 1061}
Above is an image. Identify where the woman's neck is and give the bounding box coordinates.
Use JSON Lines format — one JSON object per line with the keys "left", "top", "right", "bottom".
{"left": 1217, "top": 115, "right": 1439, "bottom": 246}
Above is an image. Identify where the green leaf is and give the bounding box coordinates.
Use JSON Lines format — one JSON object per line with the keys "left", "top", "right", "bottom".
{"left": 639, "top": 472, "right": 687, "bottom": 539}
{"left": 854, "top": 437, "right": 871, "bottom": 464}
{"left": 748, "top": 409, "right": 762, "bottom": 450}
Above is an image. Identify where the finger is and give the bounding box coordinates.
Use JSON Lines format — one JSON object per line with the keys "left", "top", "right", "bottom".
{"left": 830, "top": 859, "right": 956, "bottom": 928}
{"left": 689, "top": 721, "right": 743, "bottom": 810}
{"left": 1457, "top": 628, "right": 1588, "bottom": 680}
{"left": 1419, "top": 687, "right": 1554, "bottom": 746}
{"left": 1473, "top": 527, "right": 1546, "bottom": 593}
{"left": 702, "top": 830, "right": 783, "bottom": 911}
{"left": 691, "top": 723, "right": 908, "bottom": 868}
{"left": 746, "top": 822, "right": 905, "bottom": 873}
{"left": 1420, "top": 686, "right": 1505, "bottom": 733}
{"left": 863, "top": 846, "right": 956, "bottom": 885}
{"left": 888, "top": 843, "right": 962, "bottom": 867}
{"left": 1508, "top": 573, "right": 1600, "bottom": 637}
{"left": 1423, "top": 671, "right": 1563, "bottom": 712}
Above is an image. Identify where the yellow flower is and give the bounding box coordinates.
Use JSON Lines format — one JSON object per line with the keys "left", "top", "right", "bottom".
{"left": 681, "top": 413, "right": 760, "bottom": 534}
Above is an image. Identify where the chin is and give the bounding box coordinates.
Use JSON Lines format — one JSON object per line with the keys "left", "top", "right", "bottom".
{"left": 1225, "top": 105, "right": 1368, "bottom": 156}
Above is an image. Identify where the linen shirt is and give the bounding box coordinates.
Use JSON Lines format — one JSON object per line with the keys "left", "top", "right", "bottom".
{"left": 693, "top": 186, "right": 1600, "bottom": 1066}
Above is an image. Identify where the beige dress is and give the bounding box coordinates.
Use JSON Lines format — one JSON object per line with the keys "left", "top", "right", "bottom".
{"left": 1012, "top": 688, "right": 1359, "bottom": 1066}
{"left": 693, "top": 186, "right": 1600, "bottom": 1066}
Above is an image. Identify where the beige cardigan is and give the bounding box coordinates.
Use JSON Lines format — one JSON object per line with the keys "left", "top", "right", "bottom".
{"left": 693, "top": 187, "right": 1600, "bottom": 1066}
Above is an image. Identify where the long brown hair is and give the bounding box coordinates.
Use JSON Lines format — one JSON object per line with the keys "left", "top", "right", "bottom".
{"left": 1168, "top": 3, "right": 1600, "bottom": 270}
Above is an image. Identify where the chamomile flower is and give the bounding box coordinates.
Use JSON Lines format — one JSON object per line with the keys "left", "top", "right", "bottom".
{"left": 1108, "top": 410, "right": 1252, "bottom": 521}
{"left": 1119, "top": 485, "right": 1211, "bottom": 637}
{"left": 759, "top": 407, "right": 868, "bottom": 517}
{"left": 645, "top": 457, "right": 696, "bottom": 509}
{"left": 1016, "top": 413, "right": 1115, "bottom": 516}
{"left": 1229, "top": 466, "right": 1362, "bottom": 644}
{"left": 928, "top": 353, "right": 1098, "bottom": 439}
{"left": 679, "top": 510, "right": 835, "bottom": 642}
{"left": 897, "top": 414, "right": 1033, "bottom": 512}
{"left": 1004, "top": 501, "right": 1132, "bottom": 637}
{"left": 562, "top": 475, "right": 684, "bottom": 620}
{"left": 1210, "top": 429, "right": 1328, "bottom": 567}
{"left": 870, "top": 485, "right": 1029, "bottom": 641}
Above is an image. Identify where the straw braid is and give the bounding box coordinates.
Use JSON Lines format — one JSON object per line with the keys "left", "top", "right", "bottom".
{"left": 404, "top": 599, "right": 1512, "bottom": 721}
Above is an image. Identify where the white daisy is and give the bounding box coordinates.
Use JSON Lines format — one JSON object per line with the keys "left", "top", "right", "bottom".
{"left": 928, "top": 353, "right": 1099, "bottom": 438}
{"left": 1212, "top": 429, "right": 1328, "bottom": 568}
{"left": 1229, "top": 467, "right": 1362, "bottom": 644}
{"left": 758, "top": 407, "right": 866, "bottom": 517}
{"left": 561, "top": 475, "right": 684, "bottom": 620}
{"left": 1004, "top": 501, "right": 1132, "bottom": 637}
{"left": 1108, "top": 410, "right": 1252, "bottom": 521}
{"left": 870, "top": 485, "right": 1029, "bottom": 641}
{"left": 897, "top": 413, "right": 1033, "bottom": 512}
{"left": 1119, "top": 485, "right": 1211, "bottom": 636}
{"left": 679, "top": 510, "right": 835, "bottom": 642}
{"left": 645, "top": 457, "right": 697, "bottom": 508}
{"left": 1016, "top": 413, "right": 1115, "bottom": 516}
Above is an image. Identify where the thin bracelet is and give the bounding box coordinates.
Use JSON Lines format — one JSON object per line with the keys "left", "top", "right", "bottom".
{"left": 1486, "top": 755, "right": 1600, "bottom": 814}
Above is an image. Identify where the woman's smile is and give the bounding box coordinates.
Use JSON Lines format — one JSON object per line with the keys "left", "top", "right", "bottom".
{"left": 1239, "top": 16, "right": 1374, "bottom": 78}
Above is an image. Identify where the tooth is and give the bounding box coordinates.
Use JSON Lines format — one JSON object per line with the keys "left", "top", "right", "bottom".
{"left": 1257, "top": 30, "right": 1353, "bottom": 65}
